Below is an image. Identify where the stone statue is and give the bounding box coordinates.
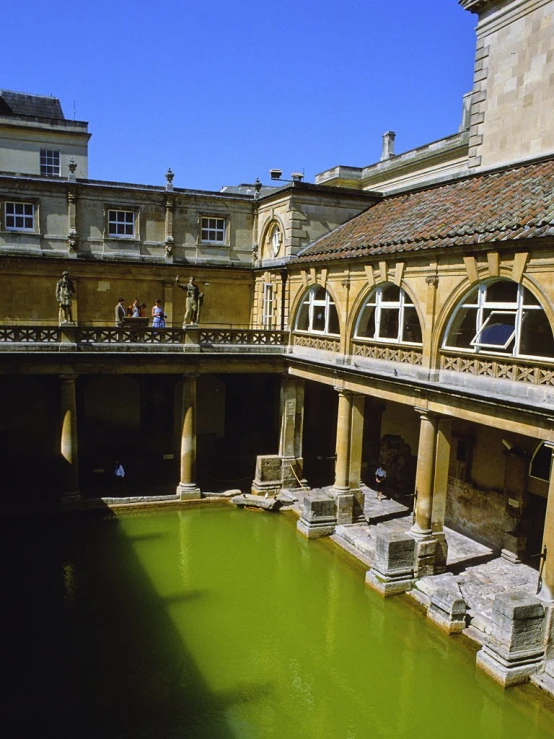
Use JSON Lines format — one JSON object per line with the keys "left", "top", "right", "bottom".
{"left": 56, "top": 271, "right": 76, "bottom": 324}
{"left": 175, "top": 275, "right": 204, "bottom": 326}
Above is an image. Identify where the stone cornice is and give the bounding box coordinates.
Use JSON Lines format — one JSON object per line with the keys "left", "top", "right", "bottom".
{"left": 459, "top": 0, "right": 496, "bottom": 13}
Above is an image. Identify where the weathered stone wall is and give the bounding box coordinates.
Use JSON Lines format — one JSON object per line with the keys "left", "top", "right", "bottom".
{"left": 446, "top": 475, "right": 511, "bottom": 549}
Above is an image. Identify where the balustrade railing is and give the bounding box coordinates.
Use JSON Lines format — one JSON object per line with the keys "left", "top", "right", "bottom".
{"left": 0, "top": 325, "right": 287, "bottom": 352}
{"left": 440, "top": 351, "right": 554, "bottom": 387}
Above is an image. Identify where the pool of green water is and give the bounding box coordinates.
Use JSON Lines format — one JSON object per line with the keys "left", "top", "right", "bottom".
{"left": 3, "top": 506, "right": 554, "bottom": 738}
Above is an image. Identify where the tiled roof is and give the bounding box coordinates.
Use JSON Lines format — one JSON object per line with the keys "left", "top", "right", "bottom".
{"left": 0, "top": 90, "right": 64, "bottom": 119}
{"left": 294, "top": 157, "right": 554, "bottom": 264}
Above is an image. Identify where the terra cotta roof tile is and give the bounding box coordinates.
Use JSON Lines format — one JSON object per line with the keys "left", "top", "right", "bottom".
{"left": 293, "top": 157, "right": 554, "bottom": 264}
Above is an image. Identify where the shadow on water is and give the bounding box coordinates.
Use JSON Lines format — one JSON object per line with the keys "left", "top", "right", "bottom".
{"left": 0, "top": 507, "right": 251, "bottom": 739}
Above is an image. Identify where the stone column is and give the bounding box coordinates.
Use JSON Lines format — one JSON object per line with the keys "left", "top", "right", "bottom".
{"left": 60, "top": 374, "right": 80, "bottom": 500}
{"left": 279, "top": 374, "right": 305, "bottom": 487}
{"left": 412, "top": 408, "right": 438, "bottom": 537}
{"left": 67, "top": 189, "right": 78, "bottom": 253}
{"left": 164, "top": 195, "right": 175, "bottom": 260}
{"left": 252, "top": 374, "right": 306, "bottom": 495}
{"left": 333, "top": 388, "right": 352, "bottom": 495}
{"left": 410, "top": 408, "right": 442, "bottom": 576}
{"left": 430, "top": 418, "right": 451, "bottom": 572}
{"left": 176, "top": 375, "right": 201, "bottom": 500}
{"left": 538, "top": 442, "right": 554, "bottom": 602}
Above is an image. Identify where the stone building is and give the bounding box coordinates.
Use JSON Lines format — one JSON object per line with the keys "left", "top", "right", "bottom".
{"left": 2, "top": 0, "right": 554, "bottom": 690}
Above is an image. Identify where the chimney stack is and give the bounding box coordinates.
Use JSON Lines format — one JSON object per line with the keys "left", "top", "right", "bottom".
{"left": 381, "top": 131, "right": 396, "bottom": 161}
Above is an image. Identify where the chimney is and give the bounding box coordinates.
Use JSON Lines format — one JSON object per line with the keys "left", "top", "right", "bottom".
{"left": 381, "top": 131, "right": 396, "bottom": 161}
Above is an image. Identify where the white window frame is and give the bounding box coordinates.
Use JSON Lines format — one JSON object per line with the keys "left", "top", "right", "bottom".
{"left": 470, "top": 310, "right": 517, "bottom": 350}
{"left": 4, "top": 201, "right": 35, "bottom": 231}
{"left": 295, "top": 286, "right": 339, "bottom": 336}
{"left": 201, "top": 216, "right": 226, "bottom": 244}
{"left": 443, "top": 281, "right": 553, "bottom": 361}
{"left": 354, "top": 284, "right": 422, "bottom": 346}
{"left": 40, "top": 149, "right": 61, "bottom": 177}
{"left": 262, "top": 283, "right": 274, "bottom": 329}
{"left": 107, "top": 209, "right": 136, "bottom": 239}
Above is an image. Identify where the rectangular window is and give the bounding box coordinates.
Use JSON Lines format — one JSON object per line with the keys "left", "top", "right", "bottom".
{"left": 471, "top": 311, "right": 517, "bottom": 350}
{"left": 201, "top": 216, "right": 226, "bottom": 243}
{"left": 5, "top": 201, "right": 35, "bottom": 230}
{"left": 40, "top": 149, "right": 60, "bottom": 177}
{"left": 262, "top": 284, "right": 274, "bottom": 328}
{"left": 108, "top": 209, "right": 135, "bottom": 238}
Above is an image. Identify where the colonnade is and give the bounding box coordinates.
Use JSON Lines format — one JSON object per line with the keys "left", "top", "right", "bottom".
{"left": 56, "top": 372, "right": 202, "bottom": 501}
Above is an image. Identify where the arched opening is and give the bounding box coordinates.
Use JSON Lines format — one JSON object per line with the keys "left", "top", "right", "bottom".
{"left": 354, "top": 283, "right": 422, "bottom": 344}
{"left": 295, "top": 285, "right": 339, "bottom": 336}
{"left": 443, "top": 279, "right": 554, "bottom": 359}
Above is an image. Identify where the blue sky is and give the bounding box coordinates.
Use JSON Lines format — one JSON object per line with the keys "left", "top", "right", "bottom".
{"left": 5, "top": 0, "right": 476, "bottom": 191}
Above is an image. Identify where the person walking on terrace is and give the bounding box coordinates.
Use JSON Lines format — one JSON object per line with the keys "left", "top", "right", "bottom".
{"left": 375, "top": 464, "right": 387, "bottom": 501}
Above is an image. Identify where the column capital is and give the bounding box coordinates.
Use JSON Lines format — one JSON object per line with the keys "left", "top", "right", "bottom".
{"left": 414, "top": 406, "right": 439, "bottom": 419}
{"left": 60, "top": 373, "right": 78, "bottom": 382}
{"left": 334, "top": 386, "right": 352, "bottom": 396}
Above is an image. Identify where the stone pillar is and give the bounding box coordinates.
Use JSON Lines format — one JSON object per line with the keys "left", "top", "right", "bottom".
{"left": 60, "top": 374, "right": 80, "bottom": 500}
{"left": 349, "top": 393, "right": 366, "bottom": 522}
{"left": 333, "top": 388, "right": 351, "bottom": 494}
{"left": 176, "top": 375, "right": 201, "bottom": 500}
{"left": 67, "top": 189, "right": 78, "bottom": 253}
{"left": 537, "top": 442, "right": 554, "bottom": 603}
{"left": 164, "top": 195, "right": 174, "bottom": 260}
{"left": 279, "top": 375, "right": 305, "bottom": 487}
{"left": 411, "top": 408, "right": 444, "bottom": 576}
{"left": 412, "top": 408, "right": 438, "bottom": 536}
{"left": 163, "top": 281, "right": 174, "bottom": 325}
{"left": 430, "top": 418, "right": 451, "bottom": 572}
{"left": 332, "top": 388, "right": 353, "bottom": 524}
{"left": 476, "top": 592, "right": 545, "bottom": 687}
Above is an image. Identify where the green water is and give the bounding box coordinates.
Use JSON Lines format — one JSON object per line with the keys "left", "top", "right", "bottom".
{"left": 3, "top": 507, "right": 554, "bottom": 738}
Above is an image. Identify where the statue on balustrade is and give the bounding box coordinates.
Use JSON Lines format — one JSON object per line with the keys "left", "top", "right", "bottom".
{"left": 55, "top": 271, "right": 76, "bottom": 324}
{"left": 175, "top": 275, "right": 204, "bottom": 326}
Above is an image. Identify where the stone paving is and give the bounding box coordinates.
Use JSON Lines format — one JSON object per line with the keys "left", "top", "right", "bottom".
{"left": 291, "top": 485, "right": 541, "bottom": 645}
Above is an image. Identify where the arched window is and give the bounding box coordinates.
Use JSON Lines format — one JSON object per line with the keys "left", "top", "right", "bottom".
{"left": 443, "top": 280, "right": 554, "bottom": 360}
{"left": 354, "top": 284, "right": 422, "bottom": 344}
{"left": 530, "top": 442, "right": 552, "bottom": 482}
{"left": 263, "top": 220, "right": 283, "bottom": 259}
{"left": 295, "top": 286, "right": 339, "bottom": 336}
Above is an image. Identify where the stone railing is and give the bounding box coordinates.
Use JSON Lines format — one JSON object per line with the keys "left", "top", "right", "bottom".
{"left": 292, "top": 333, "right": 340, "bottom": 353}
{"left": 0, "top": 325, "right": 287, "bottom": 354}
{"left": 0, "top": 326, "right": 60, "bottom": 343}
{"left": 352, "top": 340, "right": 423, "bottom": 366}
{"left": 440, "top": 352, "right": 554, "bottom": 387}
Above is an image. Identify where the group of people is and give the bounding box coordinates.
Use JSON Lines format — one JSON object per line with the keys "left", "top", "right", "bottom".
{"left": 114, "top": 298, "right": 167, "bottom": 327}
{"left": 113, "top": 277, "right": 203, "bottom": 328}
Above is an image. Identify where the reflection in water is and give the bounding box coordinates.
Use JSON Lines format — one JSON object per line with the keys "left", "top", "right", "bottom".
{"left": 2, "top": 507, "right": 554, "bottom": 738}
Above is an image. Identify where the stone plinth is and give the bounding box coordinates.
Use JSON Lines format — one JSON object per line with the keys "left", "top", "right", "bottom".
{"left": 251, "top": 454, "right": 305, "bottom": 496}
{"left": 476, "top": 592, "right": 545, "bottom": 687}
{"left": 177, "top": 482, "right": 201, "bottom": 500}
{"left": 427, "top": 588, "right": 467, "bottom": 633}
{"left": 412, "top": 534, "right": 447, "bottom": 577}
{"left": 251, "top": 455, "right": 282, "bottom": 496}
{"left": 365, "top": 531, "right": 415, "bottom": 596}
{"left": 297, "top": 495, "right": 336, "bottom": 539}
{"left": 501, "top": 531, "right": 527, "bottom": 564}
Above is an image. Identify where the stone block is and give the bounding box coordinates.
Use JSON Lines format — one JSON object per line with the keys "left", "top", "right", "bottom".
{"left": 297, "top": 494, "right": 336, "bottom": 539}
{"left": 365, "top": 531, "right": 415, "bottom": 597}
{"left": 427, "top": 588, "right": 467, "bottom": 634}
{"left": 476, "top": 592, "right": 546, "bottom": 687}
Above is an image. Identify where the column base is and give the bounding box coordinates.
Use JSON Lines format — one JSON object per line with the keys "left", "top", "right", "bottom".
{"left": 297, "top": 494, "right": 336, "bottom": 539}
{"left": 476, "top": 646, "right": 543, "bottom": 688}
{"left": 61, "top": 490, "right": 81, "bottom": 502}
{"left": 177, "top": 482, "right": 201, "bottom": 500}
{"left": 409, "top": 528, "right": 446, "bottom": 577}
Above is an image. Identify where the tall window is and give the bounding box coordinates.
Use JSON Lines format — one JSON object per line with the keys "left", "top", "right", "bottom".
{"left": 40, "top": 149, "right": 60, "bottom": 177}
{"left": 108, "top": 209, "right": 135, "bottom": 238}
{"left": 443, "top": 280, "right": 554, "bottom": 360}
{"left": 354, "top": 284, "right": 422, "bottom": 344}
{"left": 262, "top": 283, "right": 274, "bottom": 328}
{"left": 5, "top": 201, "right": 35, "bottom": 230}
{"left": 201, "top": 216, "right": 226, "bottom": 244}
{"left": 295, "top": 286, "right": 339, "bottom": 335}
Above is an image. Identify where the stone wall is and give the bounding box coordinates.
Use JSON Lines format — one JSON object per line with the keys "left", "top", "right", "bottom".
{"left": 446, "top": 475, "right": 511, "bottom": 550}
